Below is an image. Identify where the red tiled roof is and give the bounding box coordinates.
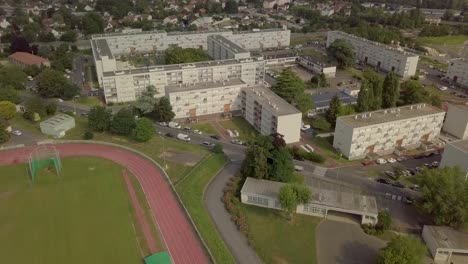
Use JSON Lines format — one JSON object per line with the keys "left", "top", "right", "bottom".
{"left": 8, "top": 52, "right": 48, "bottom": 66}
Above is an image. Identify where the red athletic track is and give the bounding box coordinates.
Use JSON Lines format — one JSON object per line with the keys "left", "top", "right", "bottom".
{"left": 0, "top": 144, "right": 209, "bottom": 264}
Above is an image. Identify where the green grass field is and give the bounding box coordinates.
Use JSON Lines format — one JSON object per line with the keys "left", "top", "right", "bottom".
{"left": 242, "top": 205, "right": 320, "bottom": 264}
{"left": 0, "top": 157, "right": 149, "bottom": 264}
{"left": 190, "top": 122, "right": 219, "bottom": 135}
{"left": 219, "top": 117, "right": 258, "bottom": 142}
{"left": 417, "top": 35, "right": 468, "bottom": 45}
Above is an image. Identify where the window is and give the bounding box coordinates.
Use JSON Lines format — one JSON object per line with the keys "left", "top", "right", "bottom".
{"left": 274, "top": 200, "right": 282, "bottom": 208}
{"left": 303, "top": 204, "right": 326, "bottom": 214}
{"left": 247, "top": 196, "right": 268, "bottom": 206}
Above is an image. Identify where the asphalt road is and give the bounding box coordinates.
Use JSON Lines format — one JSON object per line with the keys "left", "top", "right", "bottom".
{"left": 20, "top": 93, "right": 90, "bottom": 116}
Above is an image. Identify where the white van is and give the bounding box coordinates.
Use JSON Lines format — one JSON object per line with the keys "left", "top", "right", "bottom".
{"left": 177, "top": 133, "right": 191, "bottom": 142}
{"left": 168, "top": 121, "right": 181, "bottom": 129}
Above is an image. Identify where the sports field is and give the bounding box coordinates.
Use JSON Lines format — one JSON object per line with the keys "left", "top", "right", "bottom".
{"left": 0, "top": 157, "right": 144, "bottom": 264}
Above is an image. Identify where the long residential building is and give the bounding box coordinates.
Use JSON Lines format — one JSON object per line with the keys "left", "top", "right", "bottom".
{"left": 440, "top": 139, "right": 468, "bottom": 179}
{"left": 326, "top": 31, "right": 419, "bottom": 78}
{"left": 447, "top": 58, "right": 468, "bottom": 88}
{"left": 442, "top": 104, "right": 468, "bottom": 140}
{"left": 241, "top": 85, "right": 302, "bottom": 144}
{"left": 207, "top": 35, "right": 251, "bottom": 60}
{"left": 333, "top": 104, "right": 445, "bottom": 160}
{"left": 241, "top": 177, "right": 379, "bottom": 225}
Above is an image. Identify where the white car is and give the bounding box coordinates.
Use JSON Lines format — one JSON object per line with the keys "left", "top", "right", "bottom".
{"left": 193, "top": 130, "right": 202, "bottom": 135}
{"left": 439, "top": 86, "right": 448, "bottom": 91}
{"left": 231, "top": 139, "right": 243, "bottom": 145}
{"left": 158, "top": 122, "right": 168, "bottom": 126}
{"left": 301, "top": 124, "right": 311, "bottom": 131}
{"left": 57, "top": 98, "right": 63, "bottom": 103}
{"left": 387, "top": 158, "right": 397, "bottom": 163}
{"left": 11, "top": 130, "right": 22, "bottom": 136}
{"left": 376, "top": 158, "right": 387, "bottom": 164}
{"left": 27, "top": 76, "right": 33, "bottom": 81}
{"left": 65, "top": 69, "right": 71, "bottom": 74}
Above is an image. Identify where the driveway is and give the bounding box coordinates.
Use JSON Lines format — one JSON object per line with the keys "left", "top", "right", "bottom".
{"left": 316, "top": 219, "right": 386, "bottom": 264}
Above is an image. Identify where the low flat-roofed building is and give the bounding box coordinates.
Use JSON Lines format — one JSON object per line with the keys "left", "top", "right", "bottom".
{"left": 241, "top": 85, "right": 302, "bottom": 143}
{"left": 334, "top": 103, "right": 445, "bottom": 160}
{"left": 296, "top": 55, "right": 337, "bottom": 78}
{"left": 39, "top": 114, "right": 75, "bottom": 138}
{"left": 207, "top": 35, "right": 251, "bottom": 60}
{"left": 8, "top": 52, "right": 50, "bottom": 69}
{"left": 422, "top": 225, "right": 468, "bottom": 264}
{"left": 311, "top": 91, "right": 357, "bottom": 114}
{"left": 440, "top": 139, "right": 468, "bottom": 179}
{"left": 447, "top": 58, "right": 468, "bottom": 88}
{"left": 241, "top": 177, "right": 378, "bottom": 225}
{"left": 443, "top": 104, "right": 468, "bottom": 140}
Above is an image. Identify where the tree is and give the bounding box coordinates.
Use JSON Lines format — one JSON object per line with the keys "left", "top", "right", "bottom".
{"left": 271, "top": 133, "right": 286, "bottom": 149}
{"left": 278, "top": 183, "right": 312, "bottom": 219}
{"left": 377, "top": 210, "right": 392, "bottom": 231}
{"left": 0, "top": 120, "right": 10, "bottom": 144}
{"left": 24, "top": 97, "right": 46, "bottom": 122}
{"left": 419, "top": 166, "right": 468, "bottom": 228}
{"left": 164, "top": 47, "right": 209, "bottom": 64}
{"left": 134, "top": 85, "right": 158, "bottom": 114}
{"left": 62, "top": 83, "right": 80, "bottom": 100}
{"left": 382, "top": 72, "right": 400, "bottom": 108}
{"left": 356, "top": 80, "right": 373, "bottom": 112}
{"left": 153, "top": 97, "right": 175, "bottom": 122}
{"left": 132, "top": 117, "right": 154, "bottom": 142}
{"left": 213, "top": 143, "right": 224, "bottom": 154}
{"left": 272, "top": 68, "right": 312, "bottom": 114}
{"left": 325, "top": 95, "right": 342, "bottom": 128}
{"left": 35, "top": 69, "right": 70, "bottom": 98}
{"left": 23, "top": 65, "right": 42, "bottom": 77}
{"left": 363, "top": 70, "right": 383, "bottom": 110}
{"left": 0, "top": 65, "right": 28, "bottom": 90}
{"left": 87, "top": 106, "right": 112, "bottom": 132}
{"left": 38, "top": 32, "right": 56, "bottom": 43}
{"left": 81, "top": 12, "right": 105, "bottom": 35}
{"left": 224, "top": 0, "right": 239, "bottom": 14}
{"left": 0, "top": 101, "right": 16, "bottom": 119}
{"left": 241, "top": 135, "right": 274, "bottom": 179}
{"left": 327, "top": 39, "right": 355, "bottom": 69}
{"left": 398, "top": 80, "right": 440, "bottom": 107}
{"left": 0, "top": 87, "right": 20, "bottom": 104}
{"left": 270, "top": 148, "right": 295, "bottom": 182}
{"left": 60, "top": 31, "right": 77, "bottom": 42}
{"left": 310, "top": 73, "right": 328, "bottom": 88}
{"left": 45, "top": 102, "right": 57, "bottom": 115}
{"left": 377, "top": 236, "right": 426, "bottom": 264}
{"left": 110, "top": 109, "right": 136, "bottom": 136}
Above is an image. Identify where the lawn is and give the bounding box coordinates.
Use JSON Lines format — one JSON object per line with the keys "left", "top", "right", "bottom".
{"left": 420, "top": 56, "right": 448, "bottom": 70}
{"left": 190, "top": 122, "right": 219, "bottom": 136}
{"left": 311, "top": 136, "right": 353, "bottom": 164}
{"left": 69, "top": 96, "right": 103, "bottom": 107}
{"left": 290, "top": 33, "right": 326, "bottom": 46}
{"left": 175, "top": 154, "right": 235, "bottom": 264}
{"left": 345, "top": 67, "right": 364, "bottom": 80}
{"left": 416, "top": 35, "right": 468, "bottom": 46}
{"left": 242, "top": 205, "right": 320, "bottom": 264}
{"left": 219, "top": 117, "right": 258, "bottom": 142}
{"left": 0, "top": 157, "right": 152, "bottom": 264}
{"left": 298, "top": 49, "right": 327, "bottom": 60}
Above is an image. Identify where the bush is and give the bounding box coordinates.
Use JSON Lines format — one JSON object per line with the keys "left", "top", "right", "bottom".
{"left": 213, "top": 143, "right": 224, "bottom": 154}
{"left": 289, "top": 146, "right": 325, "bottom": 163}
{"left": 83, "top": 131, "right": 94, "bottom": 140}
{"left": 311, "top": 117, "right": 331, "bottom": 131}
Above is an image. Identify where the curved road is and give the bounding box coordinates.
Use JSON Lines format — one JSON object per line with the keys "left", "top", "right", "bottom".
{"left": 0, "top": 143, "right": 208, "bottom": 264}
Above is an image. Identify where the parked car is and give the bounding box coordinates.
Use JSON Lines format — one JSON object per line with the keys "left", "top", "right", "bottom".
{"left": 294, "top": 165, "right": 304, "bottom": 171}
{"left": 409, "top": 185, "right": 421, "bottom": 191}
{"left": 396, "top": 156, "right": 407, "bottom": 162}
{"left": 165, "top": 132, "right": 174, "bottom": 138}
{"left": 376, "top": 178, "right": 391, "bottom": 184}
{"left": 231, "top": 139, "right": 243, "bottom": 145}
{"left": 182, "top": 127, "right": 192, "bottom": 132}
{"left": 385, "top": 171, "right": 396, "bottom": 178}
{"left": 392, "top": 182, "right": 405, "bottom": 188}
{"left": 210, "top": 135, "right": 220, "bottom": 140}
{"left": 387, "top": 158, "right": 397, "bottom": 163}
{"left": 404, "top": 197, "right": 414, "bottom": 205}
{"left": 177, "top": 133, "right": 191, "bottom": 142}
{"left": 294, "top": 156, "right": 305, "bottom": 161}
{"left": 424, "top": 152, "right": 435, "bottom": 157}
{"left": 11, "top": 130, "right": 22, "bottom": 136}
{"left": 362, "top": 159, "right": 374, "bottom": 166}
{"left": 201, "top": 142, "right": 215, "bottom": 148}
{"left": 193, "top": 130, "right": 202, "bottom": 135}
{"left": 300, "top": 124, "right": 311, "bottom": 131}
{"left": 439, "top": 86, "right": 448, "bottom": 91}
{"left": 408, "top": 168, "right": 417, "bottom": 175}
{"left": 168, "top": 122, "right": 181, "bottom": 129}
{"left": 376, "top": 158, "right": 387, "bottom": 164}
{"left": 414, "top": 154, "right": 424, "bottom": 159}
{"left": 158, "top": 122, "right": 168, "bottom": 126}
{"left": 431, "top": 161, "right": 440, "bottom": 167}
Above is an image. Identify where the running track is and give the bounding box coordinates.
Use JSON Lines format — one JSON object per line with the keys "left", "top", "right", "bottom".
{"left": 0, "top": 143, "right": 209, "bottom": 264}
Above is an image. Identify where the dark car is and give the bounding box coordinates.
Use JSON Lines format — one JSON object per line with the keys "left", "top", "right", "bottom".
{"left": 294, "top": 156, "right": 305, "bottom": 161}
{"left": 410, "top": 185, "right": 421, "bottom": 191}
{"left": 210, "top": 135, "right": 220, "bottom": 140}
{"left": 408, "top": 168, "right": 417, "bottom": 175}
{"left": 404, "top": 197, "right": 414, "bottom": 205}
{"left": 392, "top": 182, "right": 405, "bottom": 188}
{"left": 414, "top": 154, "right": 424, "bottom": 159}
{"left": 362, "top": 159, "right": 374, "bottom": 166}
{"left": 165, "top": 132, "right": 174, "bottom": 138}
{"left": 376, "top": 178, "right": 391, "bottom": 185}
{"left": 424, "top": 152, "right": 435, "bottom": 157}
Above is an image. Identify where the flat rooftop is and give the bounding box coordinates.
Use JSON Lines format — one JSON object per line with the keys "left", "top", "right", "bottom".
{"left": 329, "top": 31, "right": 418, "bottom": 57}
{"left": 92, "top": 39, "right": 113, "bottom": 59}
{"left": 298, "top": 55, "right": 333, "bottom": 67}
{"left": 424, "top": 225, "right": 468, "bottom": 250}
{"left": 243, "top": 86, "right": 301, "bottom": 116}
{"left": 312, "top": 91, "right": 357, "bottom": 109}
{"left": 102, "top": 57, "right": 264, "bottom": 77}
{"left": 242, "top": 177, "right": 378, "bottom": 215}
{"left": 165, "top": 79, "right": 246, "bottom": 93}
{"left": 208, "top": 35, "right": 248, "bottom": 54}
{"left": 338, "top": 103, "right": 445, "bottom": 128}
{"left": 450, "top": 139, "right": 468, "bottom": 153}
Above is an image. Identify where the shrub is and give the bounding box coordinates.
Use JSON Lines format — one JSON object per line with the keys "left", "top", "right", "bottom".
{"left": 83, "top": 131, "right": 94, "bottom": 140}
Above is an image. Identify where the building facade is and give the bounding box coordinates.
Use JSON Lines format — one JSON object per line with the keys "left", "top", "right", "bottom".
{"left": 333, "top": 104, "right": 445, "bottom": 160}
{"left": 447, "top": 58, "right": 468, "bottom": 88}
{"left": 39, "top": 114, "right": 76, "bottom": 138}
{"left": 326, "top": 31, "right": 419, "bottom": 78}
{"left": 241, "top": 86, "right": 302, "bottom": 144}
{"left": 8, "top": 52, "right": 50, "bottom": 69}
{"left": 442, "top": 104, "right": 468, "bottom": 140}
{"left": 207, "top": 35, "right": 251, "bottom": 60}
{"left": 241, "top": 177, "right": 378, "bottom": 225}
{"left": 440, "top": 140, "right": 468, "bottom": 179}
{"left": 296, "top": 56, "right": 337, "bottom": 78}
{"left": 422, "top": 225, "right": 468, "bottom": 264}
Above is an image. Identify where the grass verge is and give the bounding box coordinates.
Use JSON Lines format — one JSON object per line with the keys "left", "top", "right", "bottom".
{"left": 68, "top": 96, "right": 103, "bottom": 107}
{"left": 311, "top": 136, "right": 353, "bottom": 164}
{"left": 191, "top": 122, "right": 219, "bottom": 135}
{"left": 416, "top": 35, "right": 468, "bottom": 45}
{"left": 175, "top": 153, "right": 235, "bottom": 264}
{"left": 219, "top": 117, "right": 258, "bottom": 142}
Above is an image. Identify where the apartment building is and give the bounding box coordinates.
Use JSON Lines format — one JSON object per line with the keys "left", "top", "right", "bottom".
{"left": 326, "top": 31, "right": 419, "bottom": 78}
{"left": 101, "top": 58, "right": 265, "bottom": 103}
{"left": 207, "top": 35, "right": 251, "bottom": 60}
{"left": 333, "top": 104, "right": 445, "bottom": 160}
{"left": 442, "top": 104, "right": 468, "bottom": 140}
{"left": 296, "top": 55, "right": 337, "bottom": 78}
{"left": 440, "top": 140, "right": 468, "bottom": 179}
{"left": 447, "top": 58, "right": 468, "bottom": 88}
{"left": 166, "top": 79, "right": 245, "bottom": 119}
{"left": 241, "top": 86, "right": 302, "bottom": 144}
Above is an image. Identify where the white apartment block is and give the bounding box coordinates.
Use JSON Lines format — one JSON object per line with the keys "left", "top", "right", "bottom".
{"left": 296, "top": 55, "right": 337, "bottom": 78}
{"left": 326, "top": 31, "right": 419, "bottom": 78}
{"left": 443, "top": 104, "right": 468, "bottom": 140}
{"left": 241, "top": 85, "right": 302, "bottom": 144}
{"left": 440, "top": 140, "right": 468, "bottom": 179}
{"left": 207, "top": 35, "right": 251, "bottom": 60}
{"left": 166, "top": 79, "right": 245, "bottom": 119}
{"left": 447, "top": 58, "right": 468, "bottom": 88}
{"left": 333, "top": 104, "right": 445, "bottom": 160}
{"left": 101, "top": 58, "right": 266, "bottom": 103}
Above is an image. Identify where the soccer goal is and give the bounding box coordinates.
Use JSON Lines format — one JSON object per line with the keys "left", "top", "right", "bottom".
{"left": 28, "top": 145, "right": 62, "bottom": 182}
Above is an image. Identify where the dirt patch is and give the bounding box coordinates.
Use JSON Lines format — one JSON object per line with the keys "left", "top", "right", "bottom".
{"left": 160, "top": 150, "right": 204, "bottom": 166}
